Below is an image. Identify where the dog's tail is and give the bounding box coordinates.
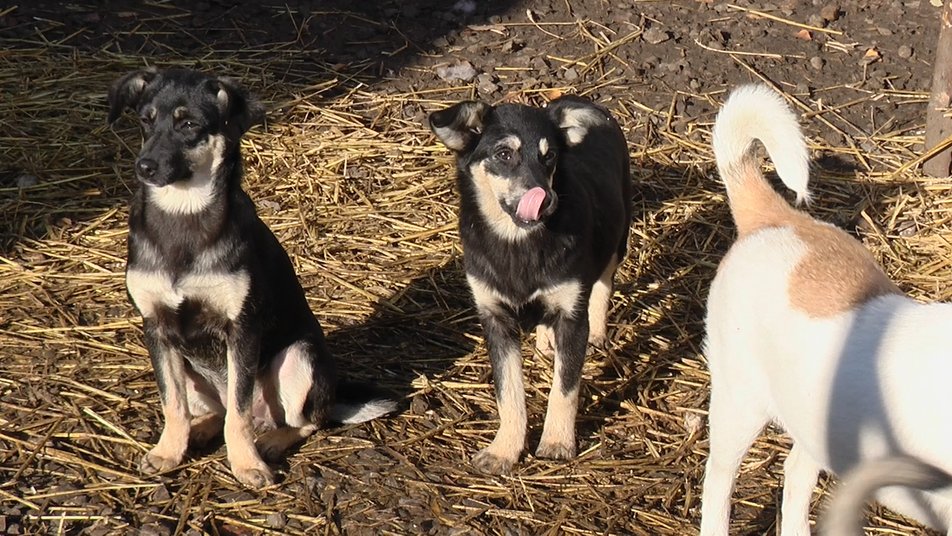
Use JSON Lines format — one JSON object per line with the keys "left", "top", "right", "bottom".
{"left": 330, "top": 381, "right": 399, "bottom": 424}
{"left": 822, "top": 456, "right": 952, "bottom": 536}
{"left": 712, "top": 84, "right": 811, "bottom": 236}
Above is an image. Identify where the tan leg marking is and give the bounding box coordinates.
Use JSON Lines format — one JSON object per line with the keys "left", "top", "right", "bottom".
{"left": 535, "top": 324, "right": 556, "bottom": 357}
{"left": 224, "top": 349, "right": 273, "bottom": 489}
{"left": 536, "top": 364, "right": 580, "bottom": 460}
{"left": 141, "top": 348, "right": 191, "bottom": 474}
{"left": 256, "top": 425, "right": 319, "bottom": 462}
{"left": 189, "top": 412, "right": 224, "bottom": 447}
{"left": 587, "top": 254, "right": 618, "bottom": 349}
{"left": 473, "top": 342, "right": 526, "bottom": 475}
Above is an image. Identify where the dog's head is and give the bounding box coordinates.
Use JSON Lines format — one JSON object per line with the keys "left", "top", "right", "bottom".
{"left": 429, "top": 102, "right": 560, "bottom": 234}
{"left": 108, "top": 68, "right": 265, "bottom": 195}
{"left": 430, "top": 98, "right": 608, "bottom": 238}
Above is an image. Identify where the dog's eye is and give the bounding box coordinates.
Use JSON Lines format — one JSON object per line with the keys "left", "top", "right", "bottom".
{"left": 140, "top": 115, "right": 154, "bottom": 127}
{"left": 542, "top": 151, "right": 557, "bottom": 165}
{"left": 494, "top": 149, "right": 513, "bottom": 161}
{"left": 181, "top": 120, "right": 199, "bottom": 130}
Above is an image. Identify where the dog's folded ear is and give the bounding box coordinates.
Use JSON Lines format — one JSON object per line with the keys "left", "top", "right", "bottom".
{"left": 212, "top": 77, "right": 266, "bottom": 139}
{"left": 546, "top": 97, "right": 608, "bottom": 147}
{"left": 429, "top": 101, "right": 491, "bottom": 152}
{"left": 107, "top": 68, "right": 158, "bottom": 124}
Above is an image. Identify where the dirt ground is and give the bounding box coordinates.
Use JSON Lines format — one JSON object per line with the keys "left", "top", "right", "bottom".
{"left": 1, "top": 0, "right": 950, "bottom": 535}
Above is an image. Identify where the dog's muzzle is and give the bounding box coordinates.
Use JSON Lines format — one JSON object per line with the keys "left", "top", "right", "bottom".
{"left": 134, "top": 156, "right": 181, "bottom": 187}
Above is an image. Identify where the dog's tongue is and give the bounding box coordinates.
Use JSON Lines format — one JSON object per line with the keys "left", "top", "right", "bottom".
{"left": 516, "top": 187, "right": 547, "bottom": 221}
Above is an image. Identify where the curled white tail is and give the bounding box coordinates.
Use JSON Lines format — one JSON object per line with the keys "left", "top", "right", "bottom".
{"left": 331, "top": 398, "right": 398, "bottom": 424}
{"left": 822, "top": 456, "right": 952, "bottom": 536}
{"left": 712, "top": 84, "right": 811, "bottom": 204}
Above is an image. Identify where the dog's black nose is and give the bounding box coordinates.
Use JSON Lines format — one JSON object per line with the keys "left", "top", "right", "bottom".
{"left": 136, "top": 158, "right": 158, "bottom": 179}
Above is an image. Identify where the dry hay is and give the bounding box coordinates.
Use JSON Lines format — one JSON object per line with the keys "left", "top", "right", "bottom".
{"left": 1, "top": 6, "right": 952, "bottom": 536}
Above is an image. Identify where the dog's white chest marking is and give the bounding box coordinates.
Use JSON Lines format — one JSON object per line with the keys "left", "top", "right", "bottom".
{"left": 468, "top": 274, "right": 582, "bottom": 317}
{"left": 126, "top": 269, "right": 250, "bottom": 320}
{"left": 532, "top": 280, "right": 582, "bottom": 317}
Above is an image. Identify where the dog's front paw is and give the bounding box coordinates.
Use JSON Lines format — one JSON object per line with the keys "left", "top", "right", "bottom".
{"left": 587, "top": 333, "right": 608, "bottom": 354}
{"left": 140, "top": 449, "right": 183, "bottom": 474}
{"left": 472, "top": 447, "right": 518, "bottom": 475}
{"left": 232, "top": 463, "right": 275, "bottom": 489}
{"left": 535, "top": 440, "right": 576, "bottom": 460}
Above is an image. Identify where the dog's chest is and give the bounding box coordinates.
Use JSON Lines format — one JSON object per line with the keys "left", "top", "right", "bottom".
{"left": 126, "top": 269, "right": 250, "bottom": 323}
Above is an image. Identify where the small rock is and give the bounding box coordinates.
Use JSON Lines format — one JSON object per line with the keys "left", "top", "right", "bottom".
{"left": 452, "top": 0, "right": 477, "bottom": 15}
{"left": 152, "top": 484, "right": 171, "bottom": 502}
{"left": 810, "top": 56, "right": 825, "bottom": 70}
{"left": 410, "top": 395, "right": 429, "bottom": 415}
{"left": 265, "top": 512, "right": 288, "bottom": 529}
{"left": 819, "top": 4, "right": 841, "bottom": 22}
{"left": 476, "top": 73, "right": 498, "bottom": 94}
{"left": 259, "top": 199, "right": 281, "bottom": 212}
{"left": 642, "top": 26, "right": 671, "bottom": 45}
{"left": 897, "top": 220, "right": 918, "bottom": 237}
{"left": 16, "top": 174, "right": 37, "bottom": 188}
{"left": 140, "top": 523, "right": 172, "bottom": 536}
{"left": 435, "top": 60, "right": 477, "bottom": 82}
{"left": 689, "top": 78, "right": 701, "bottom": 91}
{"left": 806, "top": 14, "right": 827, "bottom": 28}
{"left": 898, "top": 45, "right": 914, "bottom": 59}
{"left": 562, "top": 67, "right": 579, "bottom": 81}
{"left": 531, "top": 56, "right": 550, "bottom": 73}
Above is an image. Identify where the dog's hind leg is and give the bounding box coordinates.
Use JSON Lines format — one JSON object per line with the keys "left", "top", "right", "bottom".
{"left": 700, "top": 376, "right": 769, "bottom": 536}
{"left": 535, "top": 324, "right": 556, "bottom": 357}
{"left": 780, "top": 443, "right": 820, "bottom": 536}
{"left": 141, "top": 323, "right": 192, "bottom": 475}
{"left": 255, "top": 341, "right": 328, "bottom": 462}
{"left": 184, "top": 368, "right": 225, "bottom": 448}
{"left": 587, "top": 254, "right": 619, "bottom": 350}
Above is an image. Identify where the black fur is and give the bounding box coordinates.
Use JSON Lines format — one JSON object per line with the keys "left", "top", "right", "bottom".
{"left": 109, "top": 68, "right": 392, "bottom": 485}
{"left": 430, "top": 96, "right": 632, "bottom": 471}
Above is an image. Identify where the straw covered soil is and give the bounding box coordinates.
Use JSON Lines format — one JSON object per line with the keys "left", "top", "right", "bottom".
{"left": 2, "top": 1, "right": 952, "bottom": 534}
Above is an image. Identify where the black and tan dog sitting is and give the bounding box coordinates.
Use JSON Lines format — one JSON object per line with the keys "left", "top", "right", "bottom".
{"left": 108, "top": 68, "right": 395, "bottom": 488}
{"left": 429, "top": 96, "right": 632, "bottom": 474}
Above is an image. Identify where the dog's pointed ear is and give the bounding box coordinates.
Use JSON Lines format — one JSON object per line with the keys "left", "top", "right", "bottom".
{"left": 211, "top": 77, "right": 266, "bottom": 138}
{"left": 108, "top": 68, "right": 157, "bottom": 124}
{"left": 546, "top": 96, "right": 608, "bottom": 147}
{"left": 429, "top": 101, "right": 491, "bottom": 152}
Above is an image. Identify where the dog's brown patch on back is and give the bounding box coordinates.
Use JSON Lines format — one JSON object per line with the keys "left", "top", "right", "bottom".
{"left": 724, "top": 159, "right": 802, "bottom": 237}
{"left": 724, "top": 159, "right": 900, "bottom": 316}
{"left": 788, "top": 219, "right": 900, "bottom": 317}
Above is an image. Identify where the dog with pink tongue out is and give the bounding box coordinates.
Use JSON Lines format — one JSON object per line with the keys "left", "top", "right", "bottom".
{"left": 429, "top": 96, "right": 633, "bottom": 474}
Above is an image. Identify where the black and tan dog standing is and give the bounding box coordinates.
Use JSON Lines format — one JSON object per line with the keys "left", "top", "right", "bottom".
{"left": 108, "top": 68, "right": 395, "bottom": 488}
{"left": 429, "top": 96, "right": 632, "bottom": 473}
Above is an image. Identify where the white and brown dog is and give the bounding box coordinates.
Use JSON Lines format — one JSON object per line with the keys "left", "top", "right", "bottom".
{"left": 700, "top": 84, "right": 952, "bottom": 535}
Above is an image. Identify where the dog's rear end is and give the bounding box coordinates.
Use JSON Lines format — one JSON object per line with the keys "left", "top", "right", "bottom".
{"left": 700, "top": 85, "right": 952, "bottom": 535}
{"left": 700, "top": 85, "right": 901, "bottom": 535}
